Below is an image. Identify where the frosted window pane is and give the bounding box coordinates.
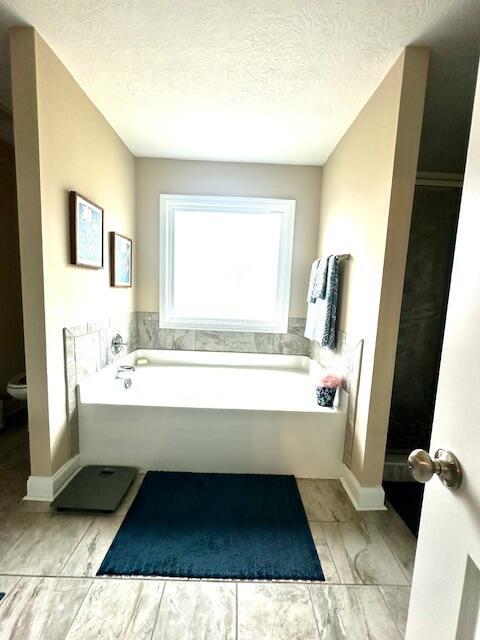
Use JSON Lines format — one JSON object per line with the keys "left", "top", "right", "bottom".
{"left": 173, "top": 210, "right": 282, "bottom": 320}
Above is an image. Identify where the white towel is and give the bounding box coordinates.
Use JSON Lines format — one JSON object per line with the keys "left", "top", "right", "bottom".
{"left": 307, "top": 257, "right": 329, "bottom": 303}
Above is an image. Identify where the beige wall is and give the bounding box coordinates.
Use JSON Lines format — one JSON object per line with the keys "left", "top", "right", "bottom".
{"left": 10, "top": 27, "right": 135, "bottom": 475}
{"left": 318, "top": 47, "right": 429, "bottom": 487}
{"left": 0, "top": 139, "right": 24, "bottom": 395}
{"left": 135, "top": 158, "right": 321, "bottom": 317}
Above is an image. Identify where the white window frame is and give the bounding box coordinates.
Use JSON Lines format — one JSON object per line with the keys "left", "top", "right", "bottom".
{"left": 159, "top": 194, "right": 295, "bottom": 333}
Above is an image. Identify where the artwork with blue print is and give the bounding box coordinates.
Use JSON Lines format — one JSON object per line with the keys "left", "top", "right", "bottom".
{"left": 110, "top": 232, "right": 132, "bottom": 287}
{"left": 70, "top": 191, "right": 104, "bottom": 268}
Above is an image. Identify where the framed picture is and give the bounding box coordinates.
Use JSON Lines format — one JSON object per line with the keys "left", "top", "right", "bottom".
{"left": 110, "top": 232, "right": 133, "bottom": 287}
{"left": 70, "top": 191, "right": 104, "bottom": 268}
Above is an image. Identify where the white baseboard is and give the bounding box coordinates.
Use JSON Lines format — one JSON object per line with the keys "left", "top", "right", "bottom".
{"left": 25, "top": 454, "right": 81, "bottom": 502}
{"left": 341, "top": 464, "right": 386, "bottom": 511}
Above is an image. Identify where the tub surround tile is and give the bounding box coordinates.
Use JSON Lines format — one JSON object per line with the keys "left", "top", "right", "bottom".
{"left": 153, "top": 328, "right": 175, "bottom": 349}
{"left": 173, "top": 329, "right": 195, "bottom": 350}
{"left": 195, "top": 330, "right": 225, "bottom": 351}
{"left": 134, "top": 312, "right": 309, "bottom": 355}
{"left": 67, "top": 323, "right": 89, "bottom": 338}
{"left": 309, "top": 523, "right": 340, "bottom": 583}
{"left": 343, "top": 340, "right": 363, "bottom": 468}
{"left": 288, "top": 317, "right": 307, "bottom": 334}
{"left": 0, "top": 514, "right": 93, "bottom": 576}
{"left": 65, "top": 579, "right": 163, "bottom": 640}
{"left": 309, "top": 585, "right": 402, "bottom": 639}
{"left": 278, "top": 332, "right": 310, "bottom": 356}
{"left": 238, "top": 583, "right": 318, "bottom": 640}
{"left": 224, "top": 331, "right": 255, "bottom": 353}
{"left": 0, "top": 577, "right": 92, "bottom": 640}
{"left": 74, "top": 332, "right": 101, "bottom": 381}
{"left": 61, "top": 516, "right": 125, "bottom": 577}
{"left": 253, "top": 332, "right": 275, "bottom": 353}
{"left": 297, "top": 479, "right": 357, "bottom": 523}
{"left": 379, "top": 586, "right": 410, "bottom": 636}
{"left": 153, "top": 581, "right": 235, "bottom": 640}
{"left": 322, "top": 521, "right": 409, "bottom": 586}
{"left": 137, "top": 311, "right": 159, "bottom": 348}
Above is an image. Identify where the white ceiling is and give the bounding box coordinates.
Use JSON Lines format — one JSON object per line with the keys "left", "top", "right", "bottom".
{"left": 0, "top": 0, "right": 478, "bottom": 166}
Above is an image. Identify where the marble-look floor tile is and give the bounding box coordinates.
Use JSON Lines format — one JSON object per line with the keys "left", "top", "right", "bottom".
{"left": 66, "top": 578, "right": 163, "bottom": 639}
{"left": 322, "top": 522, "right": 409, "bottom": 586}
{"left": 361, "top": 509, "right": 417, "bottom": 582}
{"left": 15, "top": 500, "right": 52, "bottom": 514}
{"left": 0, "top": 513, "right": 39, "bottom": 558}
{"left": 238, "top": 583, "right": 318, "bottom": 640}
{"left": 297, "top": 480, "right": 357, "bottom": 522}
{"left": 153, "top": 581, "right": 235, "bottom": 640}
{"left": 0, "top": 514, "right": 92, "bottom": 576}
{"left": 0, "top": 577, "right": 91, "bottom": 640}
{"left": 0, "top": 480, "right": 27, "bottom": 512}
{"left": 309, "top": 523, "right": 340, "bottom": 583}
{"left": 0, "top": 576, "right": 20, "bottom": 599}
{"left": 310, "top": 585, "right": 402, "bottom": 639}
{"left": 61, "top": 516, "right": 125, "bottom": 577}
{"left": 379, "top": 586, "right": 411, "bottom": 637}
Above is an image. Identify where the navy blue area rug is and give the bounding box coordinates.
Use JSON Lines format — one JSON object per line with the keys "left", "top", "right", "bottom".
{"left": 98, "top": 471, "right": 324, "bottom": 581}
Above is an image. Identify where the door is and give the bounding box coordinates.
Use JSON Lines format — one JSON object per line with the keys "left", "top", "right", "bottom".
{"left": 406, "top": 61, "right": 480, "bottom": 639}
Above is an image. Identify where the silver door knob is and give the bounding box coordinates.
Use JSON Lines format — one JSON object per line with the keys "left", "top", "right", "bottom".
{"left": 408, "top": 449, "right": 462, "bottom": 489}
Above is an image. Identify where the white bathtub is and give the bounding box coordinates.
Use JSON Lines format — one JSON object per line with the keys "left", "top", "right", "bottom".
{"left": 78, "top": 349, "right": 347, "bottom": 478}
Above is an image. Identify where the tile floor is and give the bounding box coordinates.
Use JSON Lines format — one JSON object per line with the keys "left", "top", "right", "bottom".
{"left": 0, "top": 415, "right": 417, "bottom": 639}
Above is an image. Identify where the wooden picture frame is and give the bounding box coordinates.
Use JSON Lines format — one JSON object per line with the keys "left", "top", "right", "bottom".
{"left": 110, "top": 232, "right": 133, "bottom": 287}
{"left": 70, "top": 191, "right": 104, "bottom": 268}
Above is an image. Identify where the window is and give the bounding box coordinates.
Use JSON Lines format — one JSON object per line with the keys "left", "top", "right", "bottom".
{"left": 159, "top": 194, "right": 295, "bottom": 333}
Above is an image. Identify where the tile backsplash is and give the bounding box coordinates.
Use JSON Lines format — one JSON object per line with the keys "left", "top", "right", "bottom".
{"left": 136, "top": 313, "right": 310, "bottom": 356}
{"left": 64, "top": 311, "right": 138, "bottom": 457}
{"left": 64, "top": 313, "right": 361, "bottom": 469}
{"left": 310, "top": 331, "right": 363, "bottom": 468}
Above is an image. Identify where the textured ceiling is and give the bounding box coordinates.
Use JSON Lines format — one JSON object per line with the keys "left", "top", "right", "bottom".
{"left": 0, "top": 0, "right": 478, "bottom": 166}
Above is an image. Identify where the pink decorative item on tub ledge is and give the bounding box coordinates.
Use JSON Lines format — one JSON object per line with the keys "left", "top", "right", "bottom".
{"left": 316, "top": 373, "right": 344, "bottom": 408}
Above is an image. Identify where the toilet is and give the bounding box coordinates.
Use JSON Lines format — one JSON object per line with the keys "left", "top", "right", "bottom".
{"left": 7, "top": 372, "right": 27, "bottom": 401}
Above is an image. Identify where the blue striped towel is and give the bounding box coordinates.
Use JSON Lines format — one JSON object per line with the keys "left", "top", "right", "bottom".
{"left": 304, "top": 255, "right": 339, "bottom": 349}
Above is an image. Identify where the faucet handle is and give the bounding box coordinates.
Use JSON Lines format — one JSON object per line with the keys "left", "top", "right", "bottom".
{"left": 111, "top": 334, "right": 128, "bottom": 355}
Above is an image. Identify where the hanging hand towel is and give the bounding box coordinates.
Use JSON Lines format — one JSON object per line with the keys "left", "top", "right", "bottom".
{"left": 306, "top": 256, "right": 329, "bottom": 303}
{"left": 304, "top": 255, "right": 339, "bottom": 349}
